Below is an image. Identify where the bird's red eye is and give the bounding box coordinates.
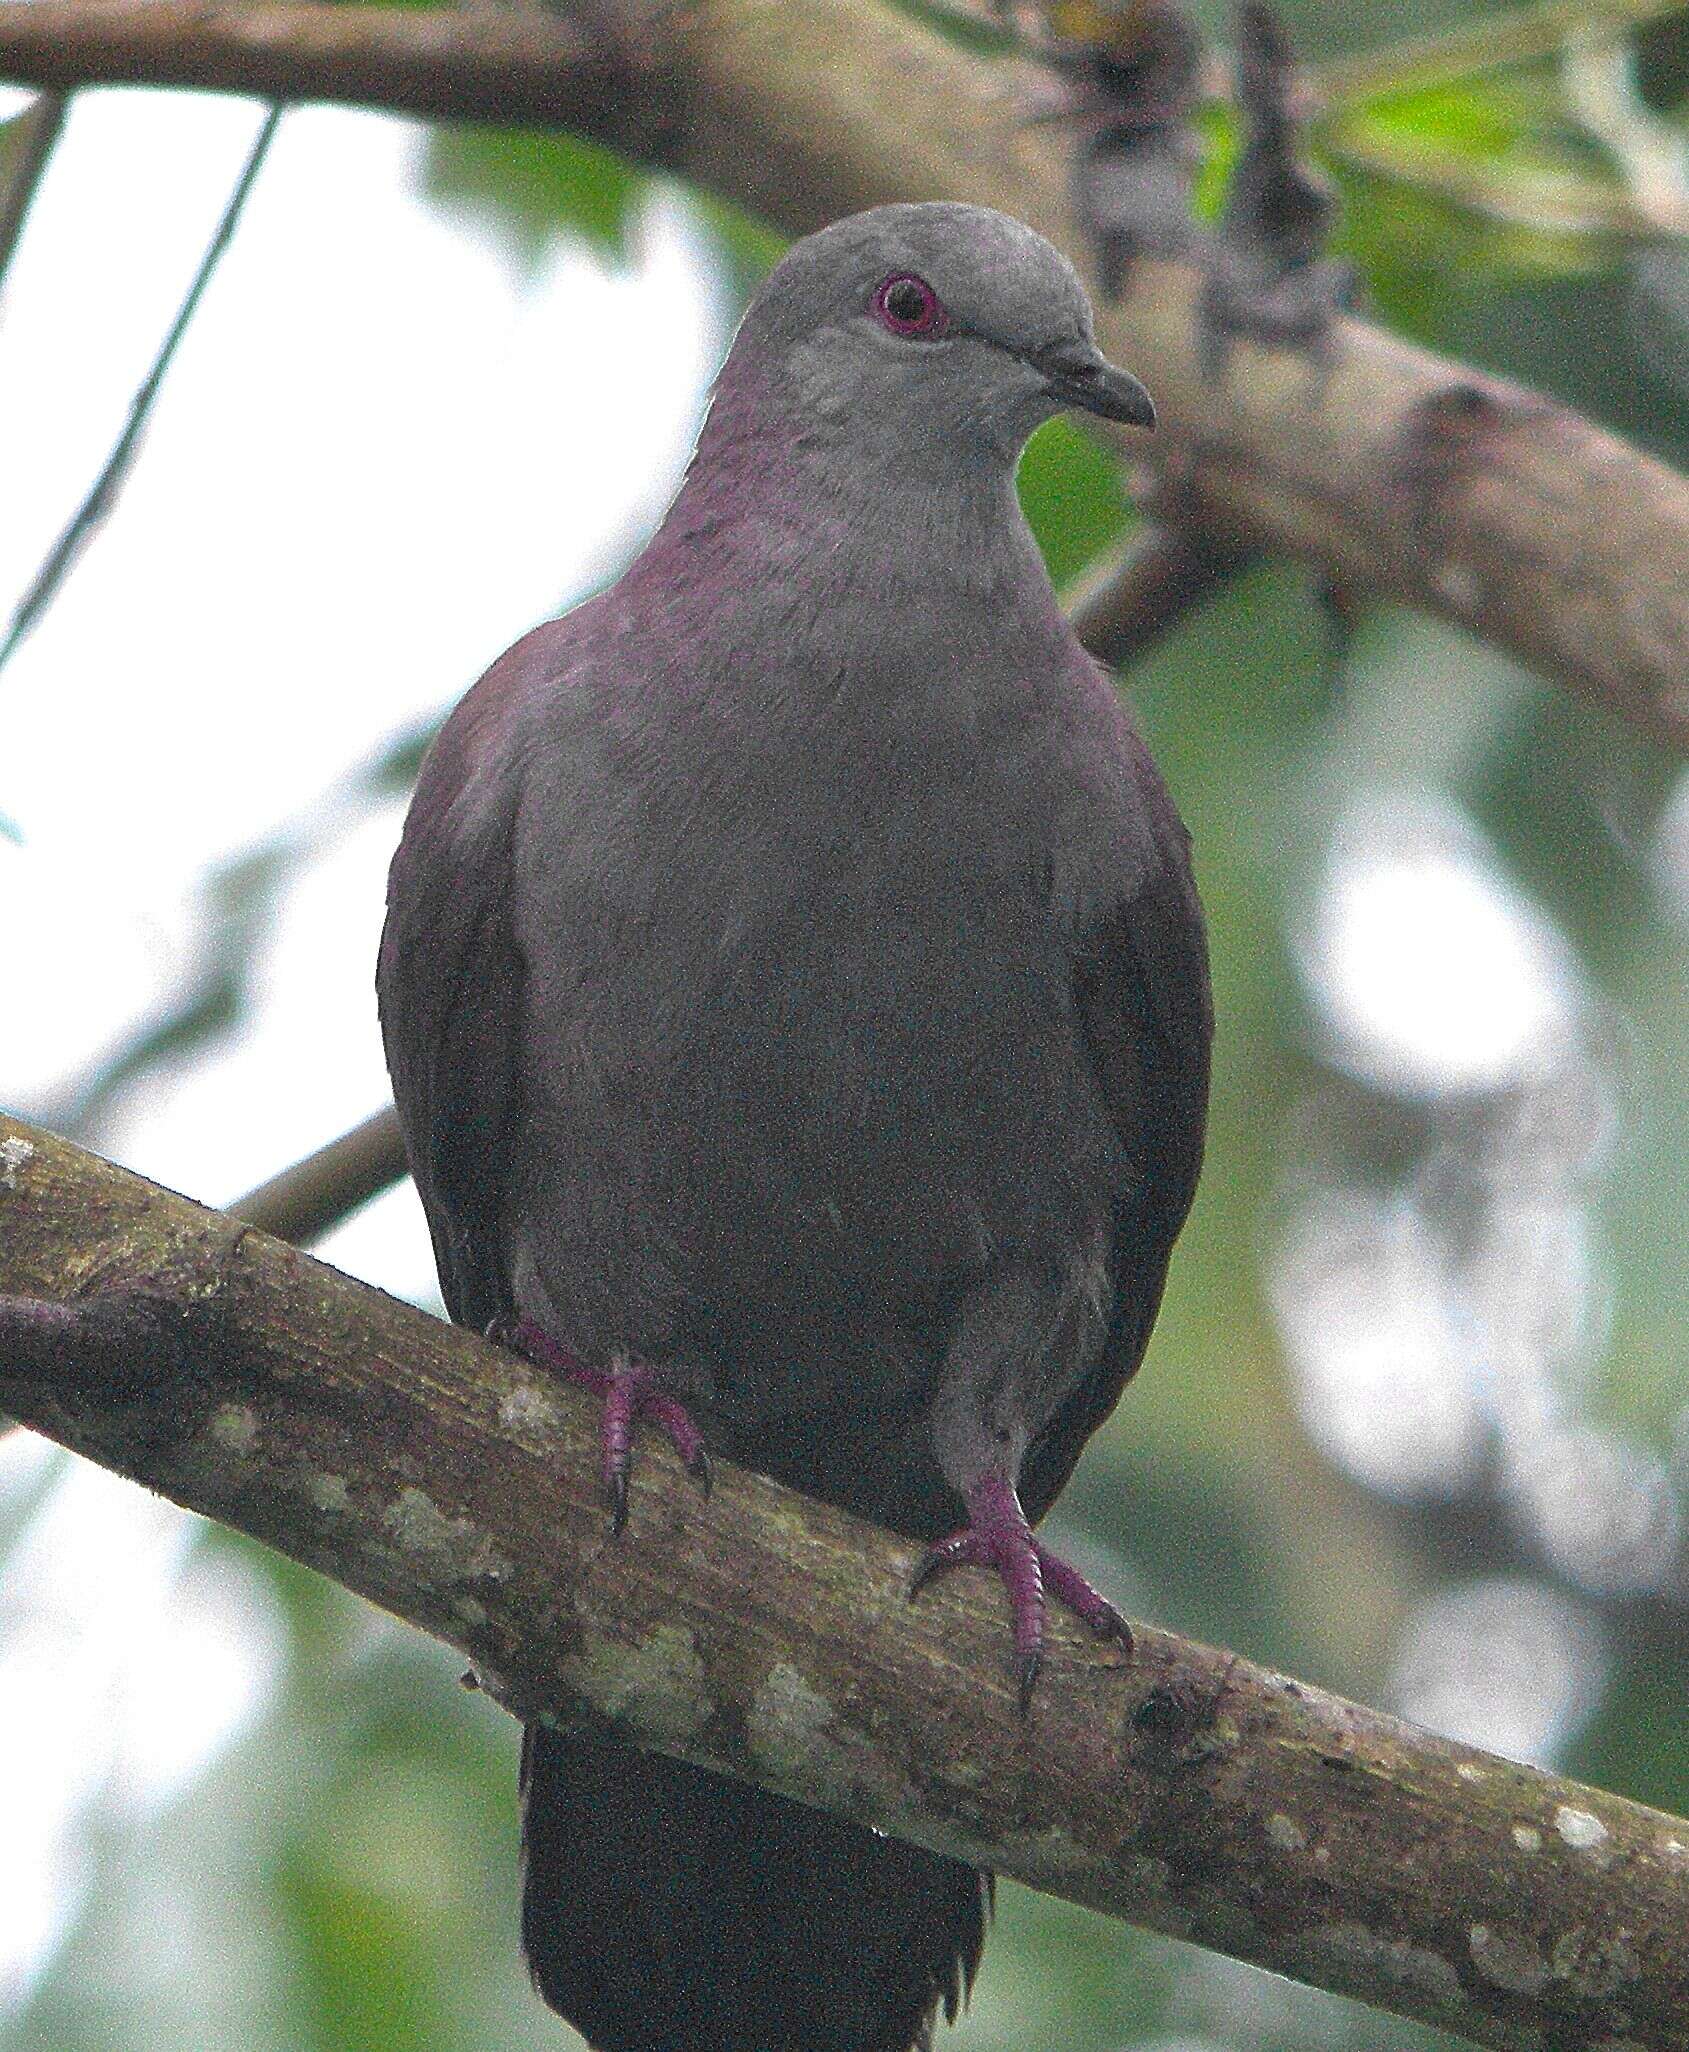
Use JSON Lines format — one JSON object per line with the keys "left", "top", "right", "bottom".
{"left": 873, "top": 273, "right": 946, "bottom": 338}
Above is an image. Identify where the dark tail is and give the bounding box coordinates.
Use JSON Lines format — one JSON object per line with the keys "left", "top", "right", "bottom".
{"left": 521, "top": 1725, "right": 988, "bottom": 2052}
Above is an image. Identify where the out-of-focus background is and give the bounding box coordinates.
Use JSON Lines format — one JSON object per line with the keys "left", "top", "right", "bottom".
{"left": 2, "top": 2, "right": 1686, "bottom": 2047}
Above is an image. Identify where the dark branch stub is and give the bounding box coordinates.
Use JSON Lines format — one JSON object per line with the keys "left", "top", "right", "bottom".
{"left": 1198, "top": 1, "right": 1353, "bottom": 379}
{"left": 1047, "top": 1, "right": 1207, "bottom": 299}
{"left": 0, "top": 87, "right": 68, "bottom": 303}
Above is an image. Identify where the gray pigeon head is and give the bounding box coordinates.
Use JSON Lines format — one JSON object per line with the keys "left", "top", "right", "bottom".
{"left": 718, "top": 203, "right": 1154, "bottom": 477}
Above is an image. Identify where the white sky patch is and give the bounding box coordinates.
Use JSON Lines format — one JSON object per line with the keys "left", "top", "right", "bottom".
{"left": 1388, "top": 1576, "right": 1607, "bottom": 1766}
{"left": 1271, "top": 1188, "right": 1489, "bottom": 1501}
{"left": 0, "top": 1431, "right": 58, "bottom": 1501}
{"left": 0, "top": 92, "right": 719, "bottom": 1147}
{"left": 108, "top": 1548, "right": 286, "bottom": 1822}
{"left": 1504, "top": 1421, "right": 1682, "bottom": 1596}
{"left": 0, "top": 90, "right": 722, "bottom": 2010}
{"left": 100, "top": 799, "right": 406, "bottom": 1198}
{"left": 0, "top": 840, "right": 198, "bottom": 1106}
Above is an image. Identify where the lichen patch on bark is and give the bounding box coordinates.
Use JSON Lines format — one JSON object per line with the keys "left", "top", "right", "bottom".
{"left": 1306, "top": 1921, "right": 1465, "bottom": 2008}
{"left": 1551, "top": 1926, "right": 1642, "bottom": 1999}
{"left": 745, "top": 1659, "right": 917, "bottom": 1822}
{"left": 1469, "top": 1923, "right": 1551, "bottom": 1996}
{"left": 560, "top": 1623, "right": 709, "bottom": 1745}
{"left": 307, "top": 1473, "right": 350, "bottom": 1514}
{"left": 0, "top": 1136, "right": 36, "bottom": 1189}
{"left": 1555, "top": 1806, "right": 1614, "bottom": 1861}
{"left": 209, "top": 1403, "right": 259, "bottom": 1453}
{"left": 497, "top": 1379, "right": 565, "bottom": 1445}
{"left": 381, "top": 1484, "right": 511, "bottom": 1583}
{"left": 1266, "top": 1811, "right": 1308, "bottom": 1851}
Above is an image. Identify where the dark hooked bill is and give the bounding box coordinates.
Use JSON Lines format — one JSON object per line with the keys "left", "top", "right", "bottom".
{"left": 1032, "top": 340, "right": 1156, "bottom": 428}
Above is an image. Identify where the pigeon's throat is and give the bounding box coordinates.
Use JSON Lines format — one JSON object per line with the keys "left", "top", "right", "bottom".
{"left": 656, "top": 416, "right": 1047, "bottom": 614}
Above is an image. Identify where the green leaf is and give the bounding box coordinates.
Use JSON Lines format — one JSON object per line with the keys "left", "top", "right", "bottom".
{"left": 1331, "top": 159, "right": 1616, "bottom": 343}
{"left": 1317, "top": 43, "right": 1689, "bottom": 255}
{"left": 366, "top": 714, "right": 443, "bottom": 797}
{"left": 1191, "top": 101, "right": 1243, "bottom": 223}
{"left": 418, "top": 126, "right": 646, "bottom": 267}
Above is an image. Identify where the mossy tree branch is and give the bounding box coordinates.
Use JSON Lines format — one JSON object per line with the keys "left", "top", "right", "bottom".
{"left": 1, "top": 1112, "right": 1687, "bottom": 2051}
{"left": 0, "top": 0, "right": 1685, "bottom": 746}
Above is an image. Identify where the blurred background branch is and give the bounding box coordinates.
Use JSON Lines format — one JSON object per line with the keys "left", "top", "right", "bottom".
{"left": 230, "top": 1106, "right": 405, "bottom": 1246}
{"left": 1068, "top": 518, "right": 1264, "bottom": 669}
{"left": 0, "top": 0, "right": 1684, "bottom": 745}
{"left": 2, "top": 1112, "right": 1687, "bottom": 2052}
{"left": 0, "top": 1088, "right": 404, "bottom": 1431}
{"left": 1311, "top": 0, "right": 1689, "bottom": 105}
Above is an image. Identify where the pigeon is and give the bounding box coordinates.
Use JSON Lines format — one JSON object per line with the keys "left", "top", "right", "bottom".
{"left": 378, "top": 200, "right": 1210, "bottom": 2052}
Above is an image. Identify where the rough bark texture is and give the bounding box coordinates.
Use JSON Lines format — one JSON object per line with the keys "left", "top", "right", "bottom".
{"left": 1, "top": 1112, "right": 1686, "bottom": 2052}
{"left": 0, "top": 0, "right": 1685, "bottom": 747}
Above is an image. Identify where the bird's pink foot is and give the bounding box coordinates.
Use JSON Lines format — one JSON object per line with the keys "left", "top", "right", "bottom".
{"left": 909, "top": 1471, "right": 1131, "bottom": 1710}
{"left": 504, "top": 1316, "right": 711, "bottom": 1535}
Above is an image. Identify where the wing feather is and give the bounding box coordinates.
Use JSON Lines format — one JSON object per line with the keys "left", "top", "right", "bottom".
{"left": 377, "top": 657, "right": 530, "bottom": 1333}
{"left": 1023, "top": 777, "right": 1212, "bottom": 1520}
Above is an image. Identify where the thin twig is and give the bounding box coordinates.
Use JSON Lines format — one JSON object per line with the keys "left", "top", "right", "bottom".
{"left": 0, "top": 102, "right": 282, "bottom": 678}
{"left": 0, "top": 87, "right": 67, "bottom": 306}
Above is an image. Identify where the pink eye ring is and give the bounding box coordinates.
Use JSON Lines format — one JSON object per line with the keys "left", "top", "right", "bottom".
{"left": 873, "top": 273, "right": 946, "bottom": 338}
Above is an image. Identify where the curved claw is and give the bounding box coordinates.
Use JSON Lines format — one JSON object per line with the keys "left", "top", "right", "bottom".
{"left": 909, "top": 1472, "right": 1131, "bottom": 1709}
{"left": 909, "top": 1529, "right": 982, "bottom": 1601}
{"left": 1040, "top": 1550, "right": 1133, "bottom": 1653}
{"left": 598, "top": 1368, "right": 712, "bottom": 1533}
{"left": 503, "top": 1319, "right": 710, "bottom": 1535}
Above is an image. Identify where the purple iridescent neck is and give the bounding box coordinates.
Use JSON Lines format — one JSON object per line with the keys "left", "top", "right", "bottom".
{"left": 630, "top": 349, "right": 1059, "bottom": 621}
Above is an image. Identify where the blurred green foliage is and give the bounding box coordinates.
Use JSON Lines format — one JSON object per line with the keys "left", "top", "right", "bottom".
{"left": 421, "top": 127, "right": 644, "bottom": 268}
{"left": 4, "top": 4, "right": 1688, "bottom": 2051}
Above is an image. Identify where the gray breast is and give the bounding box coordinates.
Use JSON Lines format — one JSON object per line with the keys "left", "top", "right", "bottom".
{"left": 504, "top": 641, "right": 1130, "bottom": 1511}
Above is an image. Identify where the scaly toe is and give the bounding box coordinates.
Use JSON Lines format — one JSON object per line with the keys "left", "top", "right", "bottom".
{"left": 503, "top": 1322, "right": 709, "bottom": 1534}
{"left": 908, "top": 1529, "right": 986, "bottom": 1601}
{"left": 1037, "top": 1545, "right": 1133, "bottom": 1654}
{"left": 907, "top": 1475, "right": 1132, "bottom": 1708}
